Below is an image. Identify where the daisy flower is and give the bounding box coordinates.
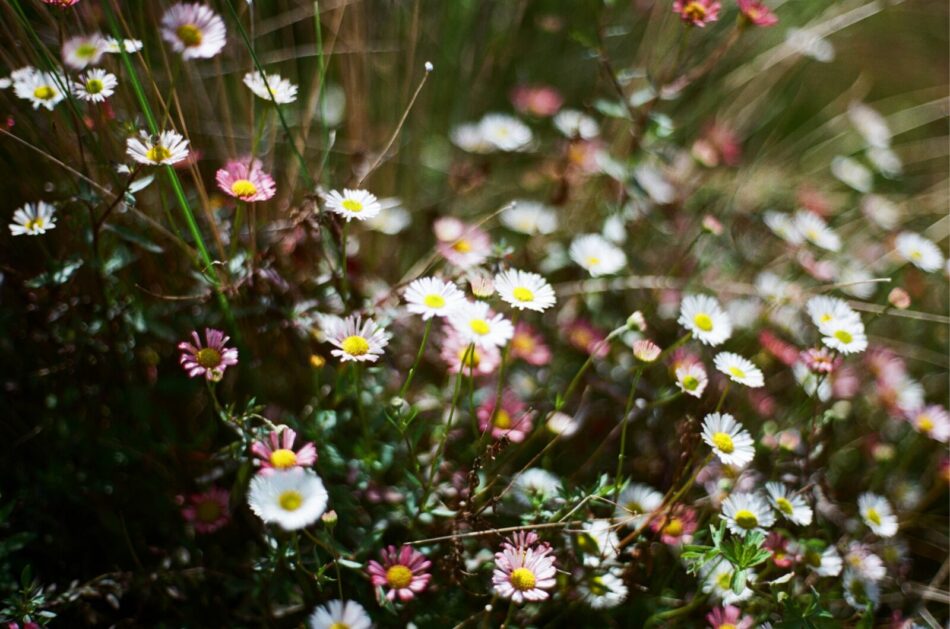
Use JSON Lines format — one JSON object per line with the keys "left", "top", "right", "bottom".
{"left": 806, "top": 295, "right": 858, "bottom": 327}
{"left": 477, "top": 390, "right": 534, "bottom": 443}
{"left": 127, "top": 130, "right": 190, "bottom": 166}
{"left": 180, "top": 486, "right": 230, "bottom": 533}
{"left": 858, "top": 492, "right": 898, "bottom": 537}
{"left": 492, "top": 537, "right": 556, "bottom": 603}
{"left": 738, "top": 0, "right": 778, "bottom": 26}
{"left": 367, "top": 545, "right": 432, "bottom": 602}
{"left": 448, "top": 301, "right": 514, "bottom": 349}
{"left": 819, "top": 316, "right": 867, "bottom": 354}
{"left": 614, "top": 483, "right": 663, "bottom": 528}
{"left": 706, "top": 605, "right": 755, "bottom": 629}
{"left": 579, "top": 568, "right": 628, "bottom": 609}
{"left": 906, "top": 405, "right": 950, "bottom": 443}
{"left": 569, "top": 234, "right": 627, "bottom": 277}
{"left": 13, "top": 70, "right": 66, "bottom": 110}
{"left": 765, "top": 482, "right": 813, "bottom": 525}
{"left": 308, "top": 600, "right": 371, "bottom": 629}
{"left": 403, "top": 277, "right": 465, "bottom": 320}
{"left": 324, "top": 189, "right": 382, "bottom": 222}
{"left": 10, "top": 201, "right": 57, "bottom": 236}
{"left": 478, "top": 113, "right": 532, "bottom": 151}
{"left": 440, "top": 331, "right": 500, "bottom": 376}
{"left": 325, "top": 316, "right": 390, "bottom": 363}
{"left": 553, "top": 109, "right": 599, "bottom": 139}
{"left": 675, "top": 362, "right": 708, "bottom": 398}
{"left": 702, "top": 413, "right": 755, "bottom": 468}
{"left": 843, "top": 569, "right": 880, "bottom": 611}
{"left": 72, "top": 68, "right": 118, "bottom": 103}
{"left": 651, "top": 505, "right": 698, "bottom": 545}
{"left": 764, "top": 211, "right": 803, "bottom": 245}
{"left": 633, "top": 339, "right": 661, "bottom": 363}
{"left": 575, "top": 519, "right": 621, "bottom": 567}
{"left": 247, "top": 468, "right": 329, "bottom": 531}
{"left": 450, "top": 122, "right": 491, "bottom": 153}
{"left": 794, "top": 210, "right": 841, "bottom": 251}
{"left": 895, "top": 232, "right": 944, "bottom": 272}
{"left": 720, "top": 492, "right": 775, "bottom": 537}
{"left": 243, "top": 72, "right": 299, "bottom": 104}
{"left": 494, "top": 269, "right": 556, "bottom": 312}
{"left": 673, "top": 0, "right": 721, "bottom": 27}
{"left": 161, "top": 3, "right": 227, "bottom": 60}
{"left": 510, "top": 84, "right": 564, "bottom": 117}
{"left": 509, "top": 322, "right": 552, "bottom": 366}
{"left": 434, "top": 218, "right": 492, "bottom": 268}
{"left": 511, "top": 468, "right": 563, "bottom": 508}
{"left": 678, "top": 295, "right": 732, "bottom": 346}
{"left": 714, "top": 352, "right": 765, "bottom": 388}
{"left": 500, "top": 200, "right": 559, "bottom": 235}
{"left": 802, "top": 544, "right": 842, "bottom": 577}
{"left": 701, "top": 558, "right": 756, "bottom": 605}
{"left": 251, "top": 427, "right": 318, "bottom": 474}
{"left": 178, "top": 328, "right": 239, "bottom": 382}
{"left": 103, "top": 37, "right": 144, "bottom": 53}
{"left": 62, "top": 34, "right": 107, "bottom": 69}
{"left": 844, "top": 543, "right": 886, "bottom": 582}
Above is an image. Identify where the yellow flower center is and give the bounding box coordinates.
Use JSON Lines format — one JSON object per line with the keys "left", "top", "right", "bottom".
{"left": 721, "top": 624, "right": 737, "bottom": 629}
{"left": 329, "top": 624, "right": 349, "bottom": 629}
{"left": 76, "top": 42, "right": 99, "bottom": 58}
{"left": 509, "top": 567, "right": 536, "bottom": 591}
{"left": 589, "top": 576, "right": 608, "bottom": 596}
{"left": 866, "top": 507, "right": 881, "bottom": 525}
{"left": 176, "top": 24, "right": 204, "bottom": 47}
{"left": 910, "top": 249, "right": 922, "bottom": 260}
{"left": 342, "top": 199, "right": 363, "bottom": 213}
{"left": 681, "top": 375, "right": 699, "bottom": 391}
{"left": 728, "top": 366, "right": 746, "bottom": 379}
{"left": 693, "top": 313, "right": 713, "bottom": 332}
{"left": 712, "top": 432, "right": 734, "bottom": 454}
{"left": 494, "top": 410, "right": 512, "bottom": 429}
{"left": 424, "top": 293, "right": 446, "bottom": 309}
{"left": 85, "top": 78, "right": 104, "bottom": 94}
{"left": 278, "top": 490, "right": 303, "bottom": 512}
{"left": 734, "top": 509, "right": 759, "bottom": 529}
{"left": 918, "top": 415, "right": 934, "bottom": 432}
{"left": 146, "top": 145, "right": 172, "bottom": 163}
{"left": 341, "top": 335, "right": 370, "bottom": 356}
{"left": 195, "top": 347, "right": 222, "bottom": 369}
{"left": 585, "top": 256, "right": 601, "bottom": 268}
{"left": 776, "top": 497, "right": 794, "bottom": 515}
{"left": 512, "top": 287, "right": 535, "bottom": 302}
{"left": 834, "top": 330, "right": 853, "bottom": 344}
{"left": 663, "top": 518, "right": 684, "bottom": 537}
{"left": 452, "top": 239, "right": 472, "bottom": 253}
{"left": 33, "top": 85, "right": 55, "bottom": 101}
{"left": 385, "top": 564, "right": 413, "bottom": 589}
{"left": 469, "top": 319, "right": 490, "bottom": 335}
{"left": 24, "top": 217, "right": 45, "bottom": 232}
{"left": 195, "top": 499, "right": 222, "bottom": 523}
{"left": 716, "top": 571, "right": 733, "bottom": 590}
{"left": 269, "top": 449, "right": 298, "bottom": 469}
{"left": 625, "top": 501, "right": 643, "bottom": 514}
{"left": 683, "top": 2, "right": 707, "bottom": 20}
{"left": 231, "top": 179, "right": 258, "bottom": 198}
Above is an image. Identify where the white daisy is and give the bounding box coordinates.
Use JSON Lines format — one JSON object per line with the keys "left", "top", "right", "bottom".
{"left": 858, "top": 493, "right": 898, "bottom": 538}
{"left": 126, "top": 130, "right": 190, "bottom": 166}
{"left": 848, "top": 102, "right": 891, "bottom": 149}
{"left": 614, "top": 483, "right": 663, "bottom": 528}
{"left": 569, "top": 234, "right": 627, "bottom": 277}
{"left": 500, "top": 200, "right": 559, "bottom": 235}
{"left": 511, "top": 468, "right": 563, "bottom": 508}
{"left": 325, "top": 315, "right": 390, "bottom": 363}
{"left": 103, "top": 37, "right": 144, "bottom": 54}
{"left": 9, "top": 201, "right": 56, "bottom": 236}
{"left": 403, "top": 277, "right": 465, "bottom": 320}
{"left": 764, "top": 211, "right": 803, "bottom": 244}
{"left": 247, "top": 468, "right": 328, "bottom": 531}
{"left": 678, "top": 295, "right": 732, "bottom": 346}
{"left": 843, "top": 569, "right": 880, "bottom": 611}
{"left": 818, "top": 316, "right": 867, "bottom": 354}
{"left": 579, "top": 568, "right": 628, "bottom": 609}
{"left": 62, "top": 34, "right": 107, "bottom": 70}
{"left": 161, "top": 3, "right": 227, "bottom": 60}
{"left": 701, "top": 558, "right": 757, "bottom": 605}
{"left": 844, "top": 543, "right": 886, "bottom": 583}
{"left": 831, "top": 155, "right": 873, "bottom": 193}
{"left": 450, "top": 122, "right": 492, "bottom": 153}
{"left": 714, "top": 352, "right": 765, "bottom": 388}
{"left": 803, "top": 545, "right": 842, "bottom": 577}
{"left": 765, "top": 482, "right": 813, "bottom": 526}
{"left": 805, "top": 295, "right": 858, "bottom": 327}
{"left": 701, "top": 413, "right": 755, "bottom": 468}
{"left": 553, "top": 109, "right": 599, "bottom": 139}
{"left": 13, "top": 70, "right": 66, "bottom": 110}
{"left": 675, "top": 362, "right": 708, "bottom": 398}
{"left": 794, "top": 210, "right": 841, "bottom": 252}
{"left": 494, "top": 269, "right": 557, "bottom": 312}
{"left": 478, "top": 113, "right": 532, "bottom": 152}
{"left": 324, "top": 189, "right": 381, "bottom": 222}
{"left": 72, "top": 68, "right": 118, "bottom": 103}
{"left": 308, "top": 599, "right": 371, "bottom": 629}
{"left": 243, "top": 71, "right": 299, "bottom": 104}
{"left": 907, "top": 405, "right": 950, "bottom": 443}
{"left": 576, "top": 519, "right": 621, "bottom": 567}
{"left": 895, "top": 232, "right": 944, "bottom": 273}
{"left": 721, "top": 492, "right": 775, "bottom": 537}
{"left": 447, "top": 301, "right": 514, "bottom": 349}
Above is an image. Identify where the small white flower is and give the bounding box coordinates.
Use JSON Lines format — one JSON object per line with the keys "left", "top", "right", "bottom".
{"left": 126, "top": 130, "right": 190, "bottom": 166}
{"left": 103, "top": 37, "right": 144, "bottom": 54}
{"left": 403, "top": 277, "right": 465, "bottom": 320}
{"left": 764, "top": 211, "right": 803, "bottom": 244}
{"left": 794, "top": 210, "right": 841, "bottom": 252}
{"left": 907, "top": 405, "right": 950, "bottom": 443}
{"left": 478, "top": 113, "right": 532, "bottom": 152}
{"left": 72, "top": 68, "right": 118, "bottom": 103}
{"left": 494, "top": 269, "right": 557, "bottom": 312}
{"left": 844, "top": 543, "right": 886, "bottom": 583}
{"left": 511, "top": 468, "right": 563, "bottom": 508}
{"left": 553, "top": 109, "right": 599, "bottom": 139}
{"left": 500, "top": 201, "right": 559, "bottom": 235}
{"left": 569, "top": 234, "right": 627, "bottom": 277}
{"left": 714, "top": 352, "right": 765, "bottom": 388}
{"left": 161, "top": 3, "right": 227, "bottom": 60}
{"left": 448, "top": 301, "right": 514, "bottom": 349}
{"left": 720, "top": 492, "right": 775, "bottom": 537}
{"left": 675, "top": 362, "right": 708, "bottom": 398}
{"left": 895, "top": 232, "right": 944, "bottom": 273}
{"left": 858, "top": 493, "right": 898, "bottom": 537}
{"left": 805, "top": 295, "right": 858, "bottom": 327}
{"left": 243, "top": 71, "right": 299, "bottom": 104}
{"left": 702, "top": 413, "right": 755, "bottom": 468}
{"left": 62, "top": 34, "right": 107, "bottom": 70}
{"left": 804, "top": 545, "right": 842, "bottom": 577}
{"left": 861, "top": 194, "right": 900, "bottom": 230}
{"left": 576, "top": 519, "right": 621, "bottom": 567}
{"left": 843, "top": 569, "right": 880, "bottom": 611}
{"left": 324, "top": 189, "right": 381, "bottom": 222}
{"left": 678, "top": 295, "right": 732, "bottom": 346}
{"left": 765, "top": 482, "right": 813, "bottom": 526}
{"left": 325, "top": 315, "right": 390, "bottom": 363}
{"left": 848, "top": 102, "right": 891, "bottom": 149}
{"left": 247, "top": 468, "right": 328, "bottom": 530}
{"left": 818, "top": 316, "right": 867, "bottom": 355}
{"left": 831, "top": 155, "right": 873, "bottom": 192}
{"left": 10, "top": 201, "right": 56, "bottom": 236}
{"left": 13, "top": 70, "right": 66, "bottom": 110}
{"left": 579, "top": 568, "right": 628, "bottom": 609}
{"left": 308, "top": 599, "right": 372, "bottom": 629}
{"left": 701, "top": 558, "right": 756, "bottom": 604}
{"left": 450, "top": 122, "right": 492, "bottom": 153}
{"left": 614, "top": 483, "right": 663, "bottom": 528}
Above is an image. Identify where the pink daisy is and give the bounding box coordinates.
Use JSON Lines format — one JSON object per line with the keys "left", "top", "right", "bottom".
{"left": 477, "top": 390, "right": 535, "bottom": 443}
{"left": 434, "top": 217, "right": 491, "bottom": 269}
{"left": 440, "top": 329, "right": 501, "bottom": 376}
{"left": 652, "top": 505, "right": 698, "bottom": 545}
{"left": 215, "top": 158, "right": 276, "bottom": 202}
{"left": 251, "top": 427, "right": 318, "bottom": 474}
{"left": 801, "top": 347, "right": 839, "bottom": 374}
{"left": 510, "top": 84, "right": 563, "bottom": 117}
{"left": 492, "top": 533, "right": 557, "bottom": 603}
{"left": 673, "top": 0, "right": 721, "bottom": 27}
{"left": 510, "top": 322, "right": 552, "bottom": 366}
{"left": 180, "top": 487, "right": 230, "bottom": 533}
{"left": 178, "top": 328, "right": 239, "bottom": 381}
{"left": 906, "top": 405, "right": 950, "bottom": 443}
{"left": 738, "top": 0, "right": 779, "bottom": 26}
{"left": 367, "top": 545, "right": 432, "bottom": 602}
{"left": 706, "top": 605, "right": 754, "bottom": 629}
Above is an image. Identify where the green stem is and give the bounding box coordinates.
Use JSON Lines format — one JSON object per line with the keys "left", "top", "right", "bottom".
{"left": 614, "top": 367, "right": 643, "bottom": 502}
{"left": 715, "top": 381, "right": 731, "bottom": 413}
{"left": 340, "top": 221, "right": 349, "bottom": 302}
{"left": 398, "top": 318, "right": 433, "bottom": 400}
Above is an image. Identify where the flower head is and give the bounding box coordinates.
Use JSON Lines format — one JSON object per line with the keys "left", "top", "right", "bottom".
{"left": 325, "top": 189, "right": 381, "bottom": 222}
{"left": 448, "top": 301, "right": 514, "bottom": 349}
{"left": 440, "top": 331, "right": 500, "bottom": 376}
{"left": 570, "top": 234, "right": 627, "bottom": 277}
{"left": 895, "top": 232, "right": 944, "bottom": 273}
{"left": 247, "top": 468, "right": 328, "bottom": 530}
{"left": 509, "top": 322, "right": 552, "bottom": 366}
{"left": 794, "top": 210, "right": 841, "bottom": 251}
{"left": 180, "top": 486, "right": 230, "bottom": 533}
{"left": 434, "top": 218, "right": 491, "bottom": 268}
{"left": 579, "top": 568, "right": 628, "bottom": 609}
{"left": 243, "top": 72, "right": 299, "bottom": 104}
{"left": 738, "top": 0, "right": 778, "bottom": 26}
{"left": 701, "top": 558, "right": 756, "bottom": 604}
{"left": 10, "top": 201, "right": 56, "bottom": 236}
{"left": 553, "top": 109, "right": 599, "bottom": 139}
{"left": 675, "top": 361, "right": 708, "bottom": 398}
{"left": 906, "top": 405, "right": 950, "bottom": 443}
{"left": 72, "top": 68, "right": 118, "bottom": 103}
{"left": 714, "top": 352, "right": 765, "bottom": 388}
{"left": 765, "top": 482, "right": 813, "bottom": 525}
{"left": 706, "top": 605, "right": 754, "bottom": 629}
{"left": 326, "top": 316, "right": 390, "bottom": 363}
{"left": 633, "top": 339, "right": 661, "bottom": 363}
{"left": 367, "top": 545, "right": 432, "bottom": 602}
{"left": 858, "top": 492, "right": 898, "bottom": 537}
{"left": 702, "top": 412, "right": 755, "bottom": 467}
{"left": 673, "top": 0, "right": 721, "bottom": 27}
{"left": 178, "top": 328, "right": 239, "bottom": 381}
{"left": 511, "top": 468, "right": 563, "bottom": 508}
{"left": 679, "top": 294, "right": 732, "bottom": 346}
{"left": 216, "top": 158, "right": 277, "bottom": 202}
{"left": 251, "top": 427, "right": 318, "bottom": 474}
{"left": 478, "top": 113, "right": 533, "bottom": 151}
{"left": 308, "top": 600, "right": 371, "bottom": 629}
{"left": 494, "top": 269, "right": 557, "bottom": 312}
{"left": 721, "top": 492, "right": 775, "bottom": 537}
{"left": 127, "top": 130, "right": 190, "bottom": 166}
{"left": 62, "top": 34, "right": 107, "bottom": 69}
{"left": 500, "top": 201, "right": 559, "bottom": 235}
{"left": 492, "top": 534, "right": 557, "bottom": 603}
{"left": 652, "top": 505, "right": 698, "bottom": 545}
{"left": 819, "top": 316, "right": 867, "bottom": 355}
{"left": 404, "top": 277, "right": 466, "bottom": 320}
{"left": 615, "top": 483, "right": 663, "bottom": 528}
{"left": 13, "top": 69, "right": 66, "bottom": 110}
{"left": 510, "top": 84, "right": 563, "bottom": 117}
{"left": 477, "top": 390, "right": 534, "bottom": 443}
{"left": 161, "top": 3, "right": 227, "bottom": 60}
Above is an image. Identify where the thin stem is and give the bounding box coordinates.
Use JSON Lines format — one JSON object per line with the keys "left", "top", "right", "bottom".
{"left": 614, "top": 367, "right": 643, "bottom": 502}
{"left": 340, "top": 221, "right": 349, "bottom": 303}
{"left": 398, "top": 318, "right": 433, "bottom": 400}
{"left": 714, "top": 381, "right": 731, "bottom": 413}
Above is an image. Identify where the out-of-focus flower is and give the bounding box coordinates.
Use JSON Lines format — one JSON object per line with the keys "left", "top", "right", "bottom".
{"left": 579, "top": 567, "right": 628, "bottom": 609}
{"left": 500, "top": 200, "right": 559, "bottom": 235}
{"left": 615, "top": 483, "right": 663, "bottom": 528}
{"left": 43, "top": 0, "right": 82, "bottom": 7}
{"left": 367, "top": 545, "right": 432, "bottom": 602}
{"left": 702, "top": 413, "right": 755, "bottom": 467}
{"left": 679, "top": 295, "right": 733, "bottom": 346}
{"left": 161, "top": 3, "right": 227, "bottom": 60}
{"left": 887, "top": 287, "right": 911, "bottom": 310}
{"left": 714, "top": 352, "right": 765, "bottom": 388}
{"left": 510, "top": 84, "right": 563, "bottom": 117}
{"left": 843, "top": 569, "right": 880, "bottom": 611}
{"left": 127, "top": 130, "right": 190, "bottom": 166}
{"left": 738, "top": 0, "right": 778, "bottom": 26}
{"left": 440, "top": 331, "right": 500, "bottom": 376}
{"left": 800, "top": 347, "right": 838, "bottom": 374}
{"left": 905, "top": 405, "right": 950, "bottom": 443}
{"left": 104, "top": 37, "right": 144, "bottom": 54}
{"left": 216, "top": 158, "right": 276, "bottom": 202}
{"left": 553, "top": 109, "right": 599, "bottom": 139}
{"left": 673, "top": 0, "right": 721, "bottom": 27}
{"left": 13, "top": 69, "right": 66, "bottom": 110}
{"left": 701, "top": 558, "right": 756, "bottom": 604}
{"left": 895, "top": 232, "right": 944, "bottom": 273}
{"left": 62, "top": 34, "right": 107, "bottom": 69}
{"left": 494, "top": 269, "right": 556, "bottom": 312}
{"left": 477, "top": 390, "right": 534, "bottom": 442}
{"left": 308, "top": 600, "right": 371, "bottom": 629}
{"left": 180, "top": 486, "right": 230, "bottom": 533}
{"left": 251, "top": 427, "right": 318, "bottom": 474}
{"left": 247, "top": 468, "right": 328, "bottom": 530}
{"left": 178, "top": 328, "right": 239, "bottom": 381}
{"left": 570, "top": 234, "right": 627, "bottom": 277}
{"left": 10, "top": 201, "right": 56, "bottom": 236}
{"left": 652, "top": 505, "right": 698, "bottom": 545}
{"left": 858, "top": 492, "right": 898, "bottom": 537}
{"left": 795, "top": 210, "right": 841, "bottom": 251}
{"left": 366, "top": 198, "right": 410, "bottom": 234}
{"left": 706, "top": 605, "right": 755, "bottom": 629}
{"left": 510, "top": 322, "right": 552, "bottom": 366}
{"left": 633, "top": 339, "right": 661, "bottom": 363}
{"left": 575, "top": 519, "right": 621, "bottom": 567}
{"left": 434, "top": 218, "right": 491, "bottom": 268}
{"left": 243, "top": 72, "right": 298, "bottom": 104}
{"left": 565, "top": 319, "right": 609, "bottom": 357}
{"left": 478, "top": 113, "right": 532, "bottom": 151}
{"left": 511, "top": 468, "right": 562, "bottom": 507}
{"left": 325, "top": 316, "right": 390, "bottom": 363}
{"left": 676, "top": 361, "right": 708, "bottom": 398}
